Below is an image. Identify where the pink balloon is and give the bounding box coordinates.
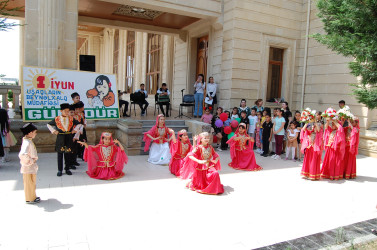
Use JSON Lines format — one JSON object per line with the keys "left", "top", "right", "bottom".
{"left": 231, "top": 120, "right": 239, "bottom": 128}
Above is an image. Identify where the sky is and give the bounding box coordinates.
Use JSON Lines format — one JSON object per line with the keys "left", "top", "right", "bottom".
{"left": 0, "top": 19, "right": 20, "bottom": 79}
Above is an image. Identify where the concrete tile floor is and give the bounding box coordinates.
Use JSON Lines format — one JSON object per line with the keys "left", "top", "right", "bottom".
{"left": 0, "top": 151, "right": 376, "bottom": 250}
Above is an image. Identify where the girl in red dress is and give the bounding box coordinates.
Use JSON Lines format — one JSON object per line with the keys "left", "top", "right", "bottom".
{"left": 79, "top": 132, "right": 128, "bottom": 180}
{"left": 169, "top": 129, "right": 192, "bottom": 177}
{"left": 227, "top": 123, "right": 262, "bottom": 171}
{"left": 300, "top": 120, "right": 323, "bottom": 180}
{"left": 321, "top": 118, "right": 345, "bottom": 180}
{"left": 343, "top": 118, "right": 359, "bottom": 179}
{"left": 182, "top": 132, "right": 224, "bottom": 195}
{"left": 143, "top": 114, "right": 173, "bottom": 165}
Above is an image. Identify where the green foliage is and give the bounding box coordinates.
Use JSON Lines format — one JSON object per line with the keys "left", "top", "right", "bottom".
{"left": 7, "top": 90, "right": 12, "bottom": 102}
{"left": 0, "top": 0, "right": 23, "bottom": 32}
{"left": 313, "top": 0, "right": 377, "bottom": 109}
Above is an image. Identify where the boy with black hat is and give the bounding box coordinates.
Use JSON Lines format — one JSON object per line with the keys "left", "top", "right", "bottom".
{"left": 73, "top": 101, "right": 87, "bottom": 162}
{"left": 19, "top": 123, "right": 40, "bottom": 204}
{"left": 47, "top": 103, "right": 82, "bottom": 176}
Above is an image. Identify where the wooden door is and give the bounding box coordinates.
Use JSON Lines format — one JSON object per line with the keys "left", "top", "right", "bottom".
{"left": 196, "top": 35, "right": 208, "bottom": 81}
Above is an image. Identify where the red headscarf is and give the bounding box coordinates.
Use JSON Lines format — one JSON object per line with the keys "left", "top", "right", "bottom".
{"left": 99, "top": 132, "right": 114, "bottom": 146}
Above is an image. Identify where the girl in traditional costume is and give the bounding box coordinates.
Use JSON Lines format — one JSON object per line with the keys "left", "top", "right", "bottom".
{"left": 169, "top": 129, "right": 192, "bottom": 177}
{"left": 143, "top": 114, "right": 173, "bottom": 165}
{"left": 227, "top": 123, "right": 262, "bottom": 171}
{"left": 320, "top": 118, "right": 345, "bottom": 180}
{"left": 343, "top": 118, "right": 359, "bottom": 179}
{"left": 300, "top": 120, "right": 323, "bottom": 180}
{"left": 78, "top": 132, "right": 128, "bottom": 180}
{"left": 182, "top": 132, "right": 224, "bottom": 195}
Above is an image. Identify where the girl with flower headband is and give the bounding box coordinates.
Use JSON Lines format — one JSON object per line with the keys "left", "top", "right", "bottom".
{"left": 86, "top": 75, "right": 115, "bottom": 107}
{"left": 169, "top": 129, "right": 192, "bottom": 177}
{"left": 143, "top": 114, "right": 174, "bottom": 165}
{"left": 78, "top": 132, "right": 128, "bottom": 180}
{"left": 343, "top": 117, "right": 359, "bottom": 179}
{"left": 320, "top": 117, "right": 346, "bottom": 180}
{"left": 227, "top": 123, "right": 262, "bottom": 171}
{"left": 181, "top": 132, "right": 224, "bottom": 195}
{"left": 300, "top": 118, "right": 324, "bottom": 180}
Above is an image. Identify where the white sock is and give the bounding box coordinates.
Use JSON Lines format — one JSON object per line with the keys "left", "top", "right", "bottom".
{"left": 292, "top": 147, "right": 296, "bottom": 160}
{"left": 285, "top": 147, "right": 290, "bottom": 158}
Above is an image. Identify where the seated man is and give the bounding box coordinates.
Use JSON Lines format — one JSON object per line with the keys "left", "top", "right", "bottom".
{"left": 157, "top": 83, "right": 170, "bottom": 117}
{"left": 118, "top": 90, "right": 130, "bottom": 117}
{"left": 134, "top": 84, "right": 149, "bottom": 116}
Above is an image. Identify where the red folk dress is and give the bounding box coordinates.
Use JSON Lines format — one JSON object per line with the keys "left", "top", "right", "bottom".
{"left": 169, "top": 139, "right": 192, "bottom": 177}
{"left": 320, "top": 127, "right": 345, "bottom": 180}
{"left": 227, "top": 133, "right": 262, "bottom": 171}
{"left": 182, "top": 145, "right": 224, "bottom": 195}
{"left": 84, "top": 134, "right": 128, "bottom": 180}
{"left": 343, "top": 125, "right": 359, "bottom": 179}
{"left": 300, "top": 126, "right": 323, "bottom": 180}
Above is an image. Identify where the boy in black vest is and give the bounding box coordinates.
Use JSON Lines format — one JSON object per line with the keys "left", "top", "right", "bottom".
{"left": 47, "top": 103, "right": 82, "bottom": 176}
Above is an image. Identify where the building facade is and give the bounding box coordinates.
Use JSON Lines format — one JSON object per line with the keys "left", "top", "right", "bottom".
{"left": 9, "top": 0, "right": 377, "bottom": 154}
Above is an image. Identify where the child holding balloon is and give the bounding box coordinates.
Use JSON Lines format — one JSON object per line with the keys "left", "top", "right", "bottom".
{"left": 212, "top": 107, "right": 227, "bottom": 151}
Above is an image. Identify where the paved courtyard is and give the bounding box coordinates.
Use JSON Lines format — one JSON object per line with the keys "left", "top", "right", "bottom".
{"left": 0, "top": 150, "right": 376, "bottom": 250}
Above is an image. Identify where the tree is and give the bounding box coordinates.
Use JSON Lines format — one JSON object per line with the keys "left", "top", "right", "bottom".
{"left": 0, "top": 0, "right": 22, "bottom": 31}
{"left": 312, "top": 0, "right": 377, "bottom": 109}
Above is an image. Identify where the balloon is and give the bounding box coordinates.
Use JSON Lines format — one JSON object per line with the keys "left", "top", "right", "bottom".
{"left": 215, "top": 119, "right": 223, "bottom": 128}
{"left": 231, "top": 120, "right": 239, "bottom": 128}
{"left": 235, "top": 118, "right": 241, "bottom": 123}
{"left": 224, "top": 126, "right": 232, "bottom": 134}
{"left": 220, "top": 113, "right": 228, "bottom": 122}
{"left": 227, "top": 132, "right": 235, "bottom": 140}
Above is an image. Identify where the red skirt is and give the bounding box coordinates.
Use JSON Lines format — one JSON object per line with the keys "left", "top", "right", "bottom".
{"left": 187, "top": 167, "right": 224, "bottom": 195}
{"left": 343, "top": 146, "right": 356, "bottom": 179}
{"left": 321, "top": 147, "right": 343, "bottom": 180}
{"left": 301, "top": 147, "right": 321, "bottom": 180}
{"left": 86, "top": 166, "right": 125, "bottom": 180}
{"left": 228, "top": 149, "right": 262, "bottom": 171}
{"left": 169, "top": 158, "right": 183, "bottom": 177}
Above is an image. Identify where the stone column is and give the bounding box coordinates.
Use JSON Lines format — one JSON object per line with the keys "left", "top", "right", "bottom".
{"left": 12, "top": 88, "right": 21, "bottom": 118}
{"left": 24, "top": 0, "right": 78, "bottom": 69}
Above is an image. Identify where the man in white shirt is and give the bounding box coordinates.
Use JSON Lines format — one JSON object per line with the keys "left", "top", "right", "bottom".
{"left": 157, "top": 83, "right": 170, "bottom": 117}
{"left": 134, "top": 83, "right": 149, "bottom": 116}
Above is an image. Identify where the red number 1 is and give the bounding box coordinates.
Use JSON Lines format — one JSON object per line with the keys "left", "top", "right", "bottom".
{"left": 37, "top": 75, "right": 45, "bottom": 88}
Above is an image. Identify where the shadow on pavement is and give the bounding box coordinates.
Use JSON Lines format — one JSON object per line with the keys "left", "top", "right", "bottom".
{"left": 37, "top": 198, "right": 73, "bottom": 212}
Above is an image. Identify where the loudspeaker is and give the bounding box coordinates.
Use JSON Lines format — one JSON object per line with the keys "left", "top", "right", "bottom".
{"left": 79, "top": 55, "right": 95, "bottom": 72}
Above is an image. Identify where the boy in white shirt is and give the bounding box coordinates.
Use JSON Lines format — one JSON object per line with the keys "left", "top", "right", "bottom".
{"left": 248, "top": 108, "right": 258, "bottom": 142}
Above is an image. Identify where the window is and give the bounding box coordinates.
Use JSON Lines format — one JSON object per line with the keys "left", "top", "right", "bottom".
{"left": 126, "top": 31, "right": 135, "bottom": 93}
{"left": 146, "top": 34, "right": 161, "bottom": 94}
{"left": 266, "top": 47, "right": 284, "bottom": 101}
{"left": 113, "top": 30, "right": 119, "bottom": 76}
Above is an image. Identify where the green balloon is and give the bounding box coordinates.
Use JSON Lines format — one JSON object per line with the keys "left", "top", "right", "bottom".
{"left": 228, "top": 132, "right": 235, "bottom": 140}
{"left": 235, "top": 118, "right": 241, "bottom": 124}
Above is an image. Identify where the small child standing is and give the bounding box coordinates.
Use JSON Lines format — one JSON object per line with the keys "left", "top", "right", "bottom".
{"left": 201, "top": 107, "right": 213, "bottom": 124}
{"left": 247, "top": 108, "right": 257, "bottom": 145}
{"left": 231, "top": 107, "right": 239, "bottom": 120}
{"left": 286, "top": 121, "right": 299, "bottom": 161}
{"left": 255, "top": 111, "right": 263, "bottom": 154}
{"left": 0, "top": 109, "right": 17, "bottom": 162}
{"left": 224, "top": 111, "right": 231, "bottom": 127}
{"left": 19, "top": 123, "right": 40, "bottom": 204}
{"left": 240, "top": 111, "right": 249, "bottom": 132}
{"left": 262, "top": 113, "right": 273, "bottom": 157}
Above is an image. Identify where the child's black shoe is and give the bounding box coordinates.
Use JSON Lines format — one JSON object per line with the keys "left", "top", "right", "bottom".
{"left": 57, "top": 171, "right": 62, "bottom": 177}
{"left": 65, "top": 170, "right": 73, "bottom": 175}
